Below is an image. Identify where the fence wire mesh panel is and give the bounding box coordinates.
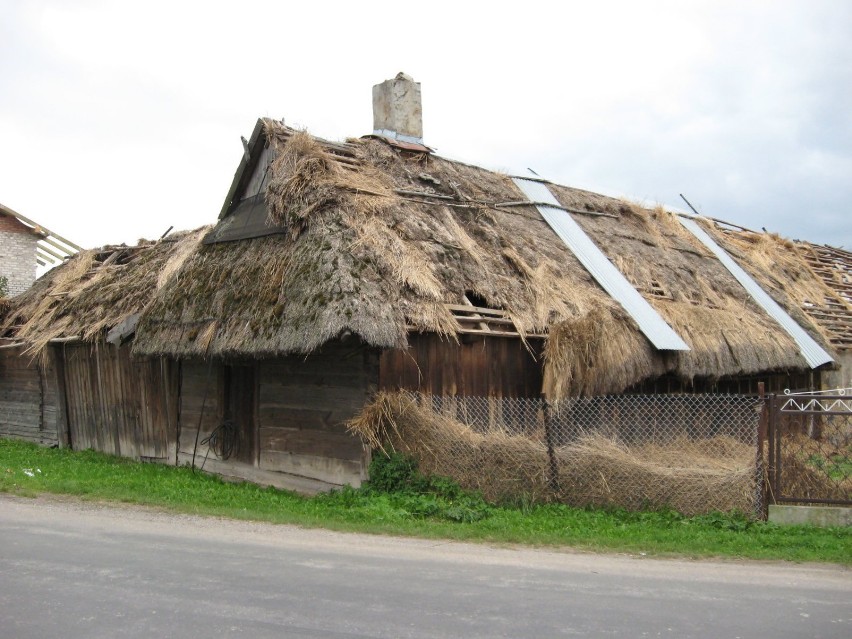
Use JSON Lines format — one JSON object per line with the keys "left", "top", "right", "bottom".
{"left": 769, "top": 390, "right": 852, "bottom": 506}
{"left": 355, "top": 392, "right": 763, "bottom": 516}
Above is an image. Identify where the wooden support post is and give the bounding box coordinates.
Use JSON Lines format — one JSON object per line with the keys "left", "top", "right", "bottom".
{"left": 756, "top": 382, "right": 769, "bottom": 519}
{"left": 542, "top": 399, "right": 560, "bottom": 494}
{"left": 50, "top": 345, "right": 72, "bottom": 449}
{"left": 461, "top": 294, "right": 491, "bottom": 332}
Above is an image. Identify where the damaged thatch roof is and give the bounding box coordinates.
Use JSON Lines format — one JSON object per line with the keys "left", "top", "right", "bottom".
{"left": 703, "top": 224, "right": 852, "bottom": 352}
{"left": 1, "top": 228, "right": 207, "bottom": 355}
{"left": 2, "top": 117, "right": 836, "bottom": 396}
{"left": 126, "top": 119, "right": 834, "bottom": 396}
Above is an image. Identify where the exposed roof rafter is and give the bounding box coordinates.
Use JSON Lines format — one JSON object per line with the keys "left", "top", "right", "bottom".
{"left": 0, "top": 202, "right": 81, "bottom": 265}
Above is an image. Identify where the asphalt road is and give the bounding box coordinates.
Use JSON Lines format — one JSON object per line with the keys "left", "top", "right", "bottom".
{"left": 0, "top": 494, "right": 849, "bottom": 638}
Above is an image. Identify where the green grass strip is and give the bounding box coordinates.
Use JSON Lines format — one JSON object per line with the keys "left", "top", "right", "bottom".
{"left": 2, "top": 438, "right": 849, "bottom": 564}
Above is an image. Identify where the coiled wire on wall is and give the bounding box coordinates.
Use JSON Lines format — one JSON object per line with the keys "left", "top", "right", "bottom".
{"left": 201, "top": 420, "right": 239, "bottom": 463}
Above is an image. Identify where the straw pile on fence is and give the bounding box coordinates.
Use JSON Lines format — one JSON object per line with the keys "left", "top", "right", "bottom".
{"left": 556, "top": 435, "right": 757, "bottom": 515}
{"left": 348, "top": 391, "right": 553, "bottom": 502}
{"left": 348, "top": 392, "right": 759, "bottom": 515}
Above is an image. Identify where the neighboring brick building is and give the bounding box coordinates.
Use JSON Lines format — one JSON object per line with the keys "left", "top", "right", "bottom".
{"left": 0, "top": 203, "right": 79, "bottom": 297}
{"left": 0, "top": 213, "right": 39, "bottom": 296}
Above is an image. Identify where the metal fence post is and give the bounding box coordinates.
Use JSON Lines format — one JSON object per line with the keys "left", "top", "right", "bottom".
{"left": 766, "top": 393, "right": 780, "bottom": 505}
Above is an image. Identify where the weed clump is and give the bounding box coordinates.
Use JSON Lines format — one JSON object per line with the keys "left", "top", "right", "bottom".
{"left": 355, "top": 452, "right": 492, "bottom": 523}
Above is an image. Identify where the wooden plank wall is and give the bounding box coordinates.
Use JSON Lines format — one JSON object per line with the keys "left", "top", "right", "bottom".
{"left": 257, "top": 342, "right": 378, "bottom": 487}
{"left": 379, "top": 334, "right": 543, "bottom": 397}
{"left": 41, "top": 349, "right": 62, "bottom": 446}
{"left": 61, "top": 342, "right": 177, "bottom": 460}
{"left": 0, "top": 345, "right": 58, "bottom": 445}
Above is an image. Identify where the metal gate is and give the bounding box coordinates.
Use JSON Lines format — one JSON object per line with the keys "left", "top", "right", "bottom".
{"left": 767, "top": 389, "right": 852, "bottom": 506}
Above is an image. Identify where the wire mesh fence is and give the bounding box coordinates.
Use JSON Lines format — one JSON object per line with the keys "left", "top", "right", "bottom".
{"left": 354, "top": 391, "right": 764, "bottom": 516}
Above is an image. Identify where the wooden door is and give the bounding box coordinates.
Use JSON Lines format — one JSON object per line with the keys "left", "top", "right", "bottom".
{"left": 224, "top": 364, "right": 257, "bottom": 465}
{"left": 61, "top": 342, "right": 176, "bottom": 460}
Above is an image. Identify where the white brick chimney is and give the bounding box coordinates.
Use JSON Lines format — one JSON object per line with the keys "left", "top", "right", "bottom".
{"left": 372, "top": 72, "right": 423, "bottom": 144}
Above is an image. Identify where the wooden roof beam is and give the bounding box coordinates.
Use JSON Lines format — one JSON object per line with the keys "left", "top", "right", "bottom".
{"left": 37, "top": 243, "right": 66, "bottom": 262}
{"left": 38, "top": 235, "right": 79, "bottom": 257}
{"left": 0, "top": 203, "right": 82, "bottom": 251}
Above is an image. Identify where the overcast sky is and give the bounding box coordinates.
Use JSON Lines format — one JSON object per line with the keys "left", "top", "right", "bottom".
{"left": 2, "top": 0, "right": 850, "bottom": 257}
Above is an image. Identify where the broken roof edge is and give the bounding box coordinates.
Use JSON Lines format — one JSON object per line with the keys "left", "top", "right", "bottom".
{"left": 1, "top": 227, "right": 210, "bottom": 354}
{"left": 218, "top": 118, "right": 378, "bottom": 222}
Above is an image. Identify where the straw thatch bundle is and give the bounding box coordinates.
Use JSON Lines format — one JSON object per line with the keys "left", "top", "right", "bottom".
{"left": 542, "top": 307, "right": 665, "bottom": 399}
{"left": 348, "top": 392, "right": 758, "bottom": 514}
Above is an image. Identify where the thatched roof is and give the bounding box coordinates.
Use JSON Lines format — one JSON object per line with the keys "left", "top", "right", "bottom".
{"left": 702, "top": 224, "right": 852, "bottom": 352}
{"left": 1, "top": 229, "right": 207, "bottom": 354}
{"left": 3, "top": 119, "right": 836, "bottom": 396}
{"left": 132, "top": 119, "right": 832, "bottom": 395}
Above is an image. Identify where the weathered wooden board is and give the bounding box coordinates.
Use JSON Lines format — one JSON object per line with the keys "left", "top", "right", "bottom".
{"left": 178, "top": 361, "right": 221, "bottom": 447}
{"left": 59, "top": 342, "right": 177, "bottom": 460}
{"left": 259, "top": 386, "right": 370, "bottom": 420}
{"left": 259, "top": 450, "right": 364, "bottom": 487}
{"left": 255, "top": 342, "right": 377, "bottom": 485}
{"left": 0, "top": 344, "right": 58, "bottom": 445}
{"left": 379, "top": 334, "right": 543, "bottom": 397}
{"left": 227, "top": 364, "right": 256, "bottom": 464}
{"left": 176, "top": 452, "right": 349, "bottom": 494}
{"left": 259, "top": 426, "right": 363, "bottom": 460}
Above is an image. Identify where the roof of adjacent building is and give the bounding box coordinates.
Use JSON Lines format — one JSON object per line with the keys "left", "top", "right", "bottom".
{"left": 0, "top": 202, "right": 81, "bottom": 267}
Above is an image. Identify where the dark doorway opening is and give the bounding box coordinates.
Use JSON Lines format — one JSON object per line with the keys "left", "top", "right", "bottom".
{"left": 222, "top": 364, "right": 257, "bottom": 464}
